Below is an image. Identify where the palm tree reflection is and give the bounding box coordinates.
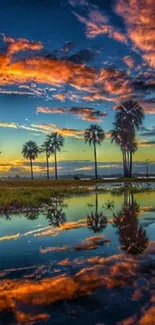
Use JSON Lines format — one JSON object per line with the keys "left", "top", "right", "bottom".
{"left": 87, "top": 193, "right": 107, "bottom": 233}
{"left": 43, "top": 197, "right": 67, "bottom": 227}
{"left": 114, "top": 191, "right": 148, "bottom": 255}
{"left": 24, "top": 209, "right": 40, "bottom": 220}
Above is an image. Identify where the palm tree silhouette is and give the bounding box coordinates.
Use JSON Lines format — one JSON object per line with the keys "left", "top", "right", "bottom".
{"left": 22, "top": 141, "right": 40, "bottom": 179}
{"left": 40, "top": 137, "right": 54, "bottom": 179}
{"left": 111, "top": 100, "right": 144, "bottom": 177}
{"left": 113, "top": 191, "right": 148, "bottom": 255}
{"left": 84, "top": 125, "right": 105, "bottom": 179}
{"left": 43, "top": 197, "right": 67, "bottom": 227}
{"left": 46, "top": 133, "right": 64, "bottom": 180}
{"left": 111, "top": 125, "right": 138, "bottom": 177}
{"left": 87, "top": 193, "right": 107, "bottom": 233}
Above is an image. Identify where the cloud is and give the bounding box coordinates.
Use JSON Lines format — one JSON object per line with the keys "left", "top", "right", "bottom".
{"left": 0, "top": 53, "right": 97, "bottom": 93}
{"left": 123, "top": 56, "right": 135, "bottom": 69}
{"left": 3, "top": 35, "right": 43, "bottom": 55}
{"left": 37, "top": 106, "right": 107, "bottom": 122}
{"left": 0, "top": 33, "right": 153, "bottom": 107}
{"left": 37, "top": 107, "right": 65, "bottom": 114}
{"left": 68, "top": 0, "right": 89, "bottom": 7}
{"left": 115, "top": 0, "right": 155, "bottom": 67}
{"left": 138, "top": 141, "right": 155, "bottom": 147}
{"left": 67, "top": 48, "right": 98, "bottom": 63}
{"left": 0, "top": 119, "right": 84, "bottom": 139}
{"left": 139, "top": 126, "right": 155, "bottom": 137}
{"left": 73, "top": 9, "right": 127, "bottom": 43}
{"left": 0, "top": 121, "right": 18, "bottom": 129}
{"left": 53, "top": 94, "right": 66, "bottom": 101}
{"left": 138, "top": 99, "right": 155, "bottom": 115}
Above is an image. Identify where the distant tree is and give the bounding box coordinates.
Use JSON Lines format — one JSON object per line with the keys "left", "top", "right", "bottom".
{"left": 46, "top": 133, "right": 64, "bottom": 180}
{"left": 84, "top": 125, "right": 105, "bottom": 179}
{"left": 111, "top": 100, "right": 144, "bottom": 177}
{"left": 22, "top": 141, "right": 39, "bottom": 180}
{"left": 40, "top": 138, "right": 54, "bottom": 179}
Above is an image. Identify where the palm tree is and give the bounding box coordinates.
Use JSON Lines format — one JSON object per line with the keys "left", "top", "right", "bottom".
{"left": 113, "top": 192, "right": 148, "bottom": 255}
{"left": 84, "top": 125, "right": 105, "bottom": 179}
{"left": 111, "top": 126, "right": 138, "bottom": 177}
{"left": 43, "top": 197, "right": 67, "bottom": 227}
{"left": 46, "top": 133, "right": 64, "bottom": 180}
{"left": 40, "top": 138, "right": 54, "bottom": 179}
{"left": 22, "top": 141, "right": 39, "bottom": 180}
{"left": 87, "top": 193, "right": 107, "bottom": 233}
{"left": 111, "top": 100, "right": 144, "bottom": 177}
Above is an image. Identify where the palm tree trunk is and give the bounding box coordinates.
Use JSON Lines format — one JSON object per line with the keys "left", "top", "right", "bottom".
{"left": 46, "top": 153, "right": 49, "bottom": 179}
{"left": 95, "top": 193, "right": 98, "bottom": 215}
{"left": 30, "top": 159, "right": 33, "bottom": 180}
{"left": 93, "top": 143, "right": 98, "bottom": 179}
{"left": 124, "top": 151, "right": 128, "bottom": 177}
{"left": 122, "top": 151, "right": 126, "bottom": 177}
{"left": 54, "top": 149, "right": 58, "bottom": 180}
{"left": 130, "top": 150, "right": 132, "bottom": 178}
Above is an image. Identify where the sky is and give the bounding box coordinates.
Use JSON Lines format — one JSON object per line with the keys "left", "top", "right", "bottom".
{"left": 0, "top": 0, "right": 154, "bottom": 177}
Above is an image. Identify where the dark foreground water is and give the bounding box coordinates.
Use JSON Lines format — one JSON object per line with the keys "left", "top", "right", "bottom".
{"left": 0, "top": 190, "right": 155, "bottom": 325}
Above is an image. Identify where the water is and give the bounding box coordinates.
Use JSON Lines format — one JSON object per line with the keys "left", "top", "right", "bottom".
{"left": 0, "top": 191, "right": 155, "bottom": 325}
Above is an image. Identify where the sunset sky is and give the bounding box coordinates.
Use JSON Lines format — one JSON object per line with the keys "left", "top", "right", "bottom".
{"left": 0, "top": 0, "right": 154, "bottom": 177}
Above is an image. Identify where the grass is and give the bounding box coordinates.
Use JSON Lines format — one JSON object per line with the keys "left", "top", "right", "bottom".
{"left": 0, "top": 177, "right": 155, "bottom": 188}
{"left": 0, "top": 178, "right": 155, "bottom": 211}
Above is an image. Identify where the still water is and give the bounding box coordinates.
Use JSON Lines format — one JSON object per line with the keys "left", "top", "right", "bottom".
{"left": 0, "top": 190, "right": 155, "bottom": 325}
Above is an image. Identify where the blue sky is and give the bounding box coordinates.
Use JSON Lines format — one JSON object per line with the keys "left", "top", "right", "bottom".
{"left": 0, "top": 0, "right": 154, "bottom": 176}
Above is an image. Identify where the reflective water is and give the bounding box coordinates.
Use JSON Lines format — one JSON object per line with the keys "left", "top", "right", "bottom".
{"left": 0, "top": 190, "right": 155, "bottom": 325}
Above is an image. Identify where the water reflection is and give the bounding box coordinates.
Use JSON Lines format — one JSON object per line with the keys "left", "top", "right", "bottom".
{"left": 87, "top": 193, "right": 107, "bottom": 233}
{"left": 24, "top": 208, "right": 40, "bottom": 220}
{"left": 113, "top": 191, "right": 149, "bottom": 255}
{"left": 0, "top": 190, "right": 154, "bottom": 325}
{"left": 42, "top": 198, "right": 67, "bottom": 227}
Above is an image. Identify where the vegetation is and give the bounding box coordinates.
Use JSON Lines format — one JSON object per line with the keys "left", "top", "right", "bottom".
{"left": 0, "top": 179, "right": 155, "bottom": 212}
{"left": 111, "top": 100, "right": 144, "bottom": 178}
{"left": 84, "top": 124, "right": 105, "bottom": 179}
{"left": 113, "top": 192, "right": 148, "bottom": 255}
{"left": 45, "top": 133, "right": 64, "bottom": 180}
{"left": 22, "top": 141, "right": 40, "bottom": 180}
{"left": 19, "top": 101, "right": 145, "bottom": 181}
{"left": 40, "top": 137, "right": 53, "bottom": 179}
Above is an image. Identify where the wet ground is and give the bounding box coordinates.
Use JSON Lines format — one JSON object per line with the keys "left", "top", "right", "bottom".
{"left": 0, "top": 189, "right": 155, "bottom": 325}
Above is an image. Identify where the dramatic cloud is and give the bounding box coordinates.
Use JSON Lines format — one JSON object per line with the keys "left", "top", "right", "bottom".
{"left": 115, "top": 0, "right": 155, "bottom": 67}
{"left": 37, "top": 106, "right": 107, "bottom": 122}
{"left": 3, "top": 35, "right": 43, "bottom": 55}
{"left": 74, "top": 10, "right": 127, "bottom": 43}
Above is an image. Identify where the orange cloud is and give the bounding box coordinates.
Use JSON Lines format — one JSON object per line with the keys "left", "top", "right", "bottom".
{"left": 115, "top": 0, "right": 155, "bottom": 67}
{"left": 0, "top": 53, "right": 97, "bottom": 93}
{"left": 37, "top": 107, "right": 65, "bottom": 114}
{"left": 74, "top": 10, "right": 127, "bottom": 43}
{"left": 3, "top": 35, "right": 43, "bottom": 55}
{"left": 53, "top": 93, "right": 66, "bottom": 101}
{"left": 123, "top": 55, "right": 135, "bottom": 69}
{"left": 37, "top": 106, "right": 107, "bottom": 122}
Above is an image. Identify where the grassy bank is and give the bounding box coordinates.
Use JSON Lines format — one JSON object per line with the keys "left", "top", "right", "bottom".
{"left": 0, "top": 178, "right": 155, "bottom": 211}
{"left": 0, "top": 177, "right": 155, "bottom": 188}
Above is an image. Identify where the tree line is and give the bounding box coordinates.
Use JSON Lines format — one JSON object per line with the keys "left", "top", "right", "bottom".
{"left": 22, "top": 100, "right": 144, "bottom": 180}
